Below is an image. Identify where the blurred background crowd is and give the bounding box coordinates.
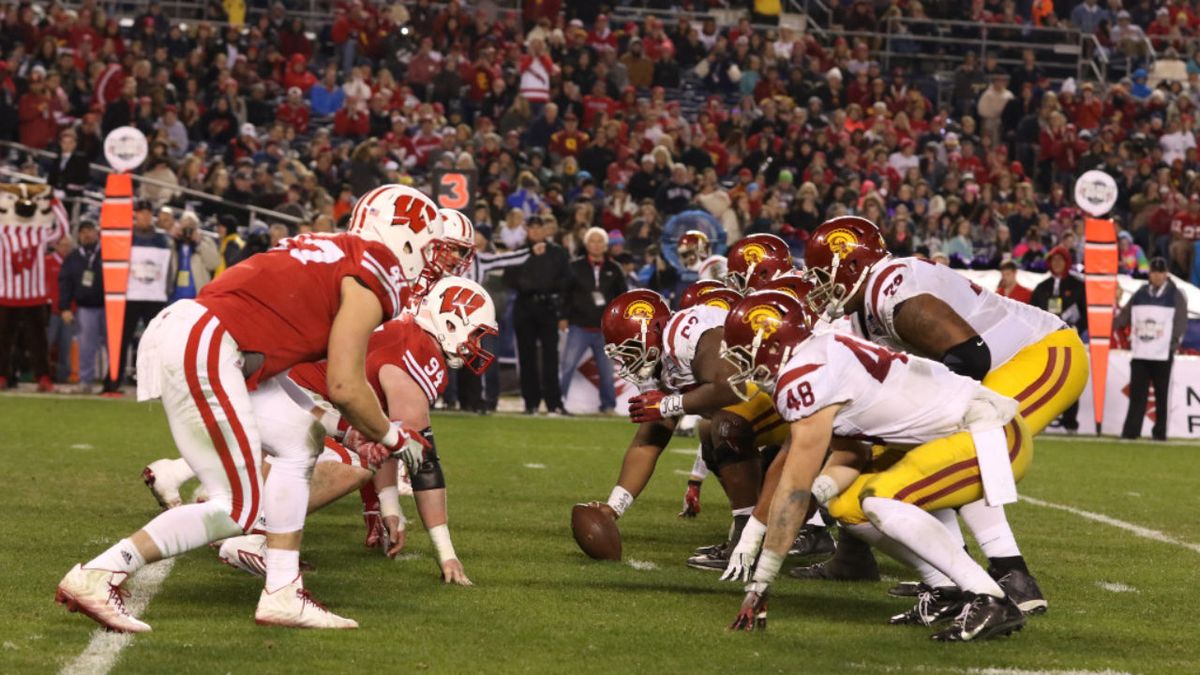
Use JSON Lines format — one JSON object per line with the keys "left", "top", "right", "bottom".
{"left": 1, "top": 0, "right": 1199, "bottom": 411}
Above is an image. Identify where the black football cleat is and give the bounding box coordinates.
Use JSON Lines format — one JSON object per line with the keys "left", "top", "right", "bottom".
{"left": 788, "top": 525, "right": 836, "bottom": 558}
{"left": 994, "top": 569, "right": 1048, "bottom": 615}
{"left": 692, "top": 541, "right": 725, "bottom": 556}
{"left": 889, "top": 586, "right": 966, "bottom": 626}
{"left": 931, "top": 593, "right": 1025, "bottom": 642}
{"left": 788, "top": 529, "right": 880, "bottom": 581}
{"left": 686, "top": 542, "right": 730, "bottom": 571}
{"left": 888, "top": 581, "right": 924, "bottom": 597}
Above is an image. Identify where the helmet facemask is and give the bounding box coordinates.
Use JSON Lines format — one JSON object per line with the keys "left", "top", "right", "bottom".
{"left": 604, "top": 317, "right": 660, "bottom": 387}
{"left": 454, "top": 323, "right": 497, "bottom": 374}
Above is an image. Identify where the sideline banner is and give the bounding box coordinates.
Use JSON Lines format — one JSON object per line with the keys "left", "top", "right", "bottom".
{"left": 1042, "top": 350, "right": 1200, "bottom": 439}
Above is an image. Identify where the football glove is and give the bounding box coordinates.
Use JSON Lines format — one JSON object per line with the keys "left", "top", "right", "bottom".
{"left": 678, "top": 480, "right": 702, "bottom": 518}
{"left": 628, "top": 391, "right": 684, "bottom": 423}
{"left": 729, "top": 585, "right": 769, "bottom": 631}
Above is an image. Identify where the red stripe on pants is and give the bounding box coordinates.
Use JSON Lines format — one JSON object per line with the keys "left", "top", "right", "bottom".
{"left": 205, "top": 323, "right": 260, "bottom": 531}
{"left": 183, "top": 313, "right": 245, "bottom": 527}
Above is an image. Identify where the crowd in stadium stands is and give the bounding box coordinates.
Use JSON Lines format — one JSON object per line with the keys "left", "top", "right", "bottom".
{"left": 0, "top": 0, "right": 1198, "bottom": 394}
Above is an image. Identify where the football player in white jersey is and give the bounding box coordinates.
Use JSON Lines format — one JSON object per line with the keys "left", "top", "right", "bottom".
{"left": 797, "top": 216, "right": 1089, "bottom": 615}
{"left": 584, "top": 289, "right": 790, "bottom": 569}
{"left": 678, "top": 230, "right": 727, "bottom": 282}
{"left": 722, "top": 290, "right": 1031, "bottom": 642}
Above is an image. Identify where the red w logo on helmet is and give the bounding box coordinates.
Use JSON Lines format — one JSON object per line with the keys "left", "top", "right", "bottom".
{"left": 440, "top": 286, "right": 485, "bottom": 318}
{"left": 392, "top": 194, "right": 434, "bottom": 233}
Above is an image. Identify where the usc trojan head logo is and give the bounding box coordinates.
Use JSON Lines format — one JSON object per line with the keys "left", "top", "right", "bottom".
{"left": 744, "top": 305, "right": 784, "bottom": 339}
{"left": 825, "top": 228, "right": 859, "bottom": 257}
{"left": 624, "top": 300, "right": 657, "bottom": 322}
{"left": 703, "top": 296, "right": 734, "bottom": 310}
{"left": 741, "top": 243, "right": 768, "bottom": 265}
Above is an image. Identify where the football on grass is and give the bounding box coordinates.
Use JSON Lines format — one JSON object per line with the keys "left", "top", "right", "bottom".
{"left": 571, "top": 503, "right": 622, "bottom": 560}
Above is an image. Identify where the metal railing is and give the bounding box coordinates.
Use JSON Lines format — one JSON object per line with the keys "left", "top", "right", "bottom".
{"left": 0, "top": 140, "right": 303, "bottom": 226}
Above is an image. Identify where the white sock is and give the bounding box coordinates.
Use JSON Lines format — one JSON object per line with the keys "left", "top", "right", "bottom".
{"left": 142, "top": 501, "right": 244, "bottom": 557}
{"left": 959, "top": 500, "right": 1022, "bottom": 558}
{"left": 932, "top": 509, "right": 966, "bottom": 548}
{"left": 85, "top": 538, "right": 146, "bottom": 575}
{"left": 862, "top": 497, "right": 1003, "bottom": 597}
{"left": 264, "top": 548, "right": 300, "bottom": 593}
{"left": 689, "top": 447, "right": 709, "bottom": 481}
{"left": 806, "top": 510, "right": 826, "bottom": 528}
{"left": 847, "top": 523, "right": 953, "bottom": 588}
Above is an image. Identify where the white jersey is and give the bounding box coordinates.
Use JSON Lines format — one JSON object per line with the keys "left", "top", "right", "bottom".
{"left": 697, "top": 255, "right": 727, "bottom": 281}
{"left": 659, "top": 305, "right": 727, "bottom": 393}
{"left": 773, "top": 331, "right": 983, "bottom": 445}
{"left": 858, "top": 257, "right": 1064, "bottom": 370}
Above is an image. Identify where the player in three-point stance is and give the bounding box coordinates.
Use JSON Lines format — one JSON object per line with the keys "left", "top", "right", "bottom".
{"left": 56, "top": 186, "right": 446, "bottom": 631}
{"left": 722, "top": 291, "right": 1030, "bottom": 642}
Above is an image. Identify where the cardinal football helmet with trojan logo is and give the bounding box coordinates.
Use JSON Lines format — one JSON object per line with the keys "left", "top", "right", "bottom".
{"left": 678, "top": 280, "right": 742, "bottom": 311}
{"left": 601, "top": 290, "right": 672, "bottom": 386}
{"left": 804, "top": 216, "right": 890, "bottom": 318}
{"left": 414, "top": 276, "right": 498, "bottom": 374}
{"left": 720, "top": 290, "right": 818, "bottom": 401}
{"left": 724, "top": 233, "right": 793, "bottom": 292}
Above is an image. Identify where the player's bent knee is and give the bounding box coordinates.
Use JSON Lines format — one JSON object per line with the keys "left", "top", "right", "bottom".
{"left": 411, "top": 428, "right": 447, "bottom": 492}
{"left": 709, "top": 410, "right": 758, "bottom": 472}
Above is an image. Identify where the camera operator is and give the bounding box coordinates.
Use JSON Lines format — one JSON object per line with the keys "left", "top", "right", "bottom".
{"left": 504, "top": 215, "right": 571, "bottom": 415}
{"left": 168, "top": 211, "right": 220, "bottom": 303}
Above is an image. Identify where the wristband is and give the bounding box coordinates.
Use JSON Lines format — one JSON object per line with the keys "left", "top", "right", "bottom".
{"left": 736, "top": 516, "right": 767, "bottom": 552}
{"left": 380, "top": 425, "right": 400, "bottom": 449}
{"left": 607, "top": 485, "right": 634, "bottom": 518}
{"left": 812, "top": 475, "right": 839, "bottom": 506}
{"left": 659, "top": 393, "right": 685, "bottom": 417}
{"left": 429, "top": 524, "right": 457, "bottom": 564}
{"left": 378, "top": 486, "right": 404, "bottom": 530}
{"left": 752, "top": 549, "right": 784, "bottom": 586}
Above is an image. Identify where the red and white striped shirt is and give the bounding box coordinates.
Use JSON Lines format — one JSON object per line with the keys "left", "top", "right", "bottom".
{"left": 519, "top": 54, "right": 557, "bottom": 103}
{"left": 0, "top": 200, "right": 68, "bottom": 307}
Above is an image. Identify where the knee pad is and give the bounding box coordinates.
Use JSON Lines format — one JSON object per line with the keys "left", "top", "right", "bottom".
{"left": 709, "top": 410, "right": 759, "bottom": 472}
{"left": 411, "top": 427, "right": 446, "bottom": 492}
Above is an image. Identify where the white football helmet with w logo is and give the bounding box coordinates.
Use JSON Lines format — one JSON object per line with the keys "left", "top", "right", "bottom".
{"left": 414, "top": 276, "right": 498, "bottom": 374}
{"left": 428, "top": 208, "right": 477, "bottom": 277}
{"left": 348, "top": 185, "right": 440, "bottom": 282}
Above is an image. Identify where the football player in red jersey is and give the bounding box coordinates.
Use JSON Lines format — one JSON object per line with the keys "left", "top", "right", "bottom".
{"left": 141, "top": 204, "right": 478, "bottom": 508}
{"left": 56, "top": 186, "right": 444, "bottom": 632}
{"left": 216, "top": 277, "right": 497, "bottom": 587}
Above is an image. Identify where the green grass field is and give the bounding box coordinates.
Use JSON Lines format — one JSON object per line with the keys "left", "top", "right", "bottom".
{"left": 2, "top": 394, "right": 1199, "bottom": 674}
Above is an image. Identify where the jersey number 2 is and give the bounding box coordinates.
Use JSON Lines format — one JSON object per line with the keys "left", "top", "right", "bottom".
{"left": 834, "top": 334, "right": 908, "bottom": 383}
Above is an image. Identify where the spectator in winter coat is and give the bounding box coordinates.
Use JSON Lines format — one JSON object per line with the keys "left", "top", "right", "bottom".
{"left": 309, "top": 65, "right": 345, "bottom": 117}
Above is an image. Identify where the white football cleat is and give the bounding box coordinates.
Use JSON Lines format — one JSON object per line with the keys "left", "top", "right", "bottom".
{"left": 55, "top": 564, "right": 152, "bottom": 633}
{"left": 142, "top": 458, "right": 191, "bottom": 509}
{"left": 255, "top": 578, "right": 358, "bottom": 629}
{"left": 218, "top": 534, "right": 267, "bottom": 577}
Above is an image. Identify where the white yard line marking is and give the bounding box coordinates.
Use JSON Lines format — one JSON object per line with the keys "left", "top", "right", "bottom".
{"left": 522, "top": 463, "right": 546, "bottom": 469}
{"left": 1125, "top": 492, "right": 1141, "bottom": 498}
{"left": 669, "top": 448, "right": 697, "bottom": 455}
{"left": 59, "top": 559, "right": 175, "bottom": 675}
{"left": 625, "top": 559, "right": 658, "bottom": 571}
{"left": 672, "top": 469, "right": 692, "bottom": 477}
{"left": 1021, "top": 495, "right": 1200, "bottom": 554}
{"left": 70, "top": 444, "right": 94, "bottom": 450}
{"left": 1096, "top": 582, "right": 1138, "bottom": 593}
{"left": 846, "top": 664, "right": 1130, "bottom": 675}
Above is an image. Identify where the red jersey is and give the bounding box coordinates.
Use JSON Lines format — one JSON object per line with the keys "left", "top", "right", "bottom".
{"left": 197, "top": 233, "right": 406, "bottom": 385}
{"left": 288, "top": 315, "right": 448, "bottom": 408}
